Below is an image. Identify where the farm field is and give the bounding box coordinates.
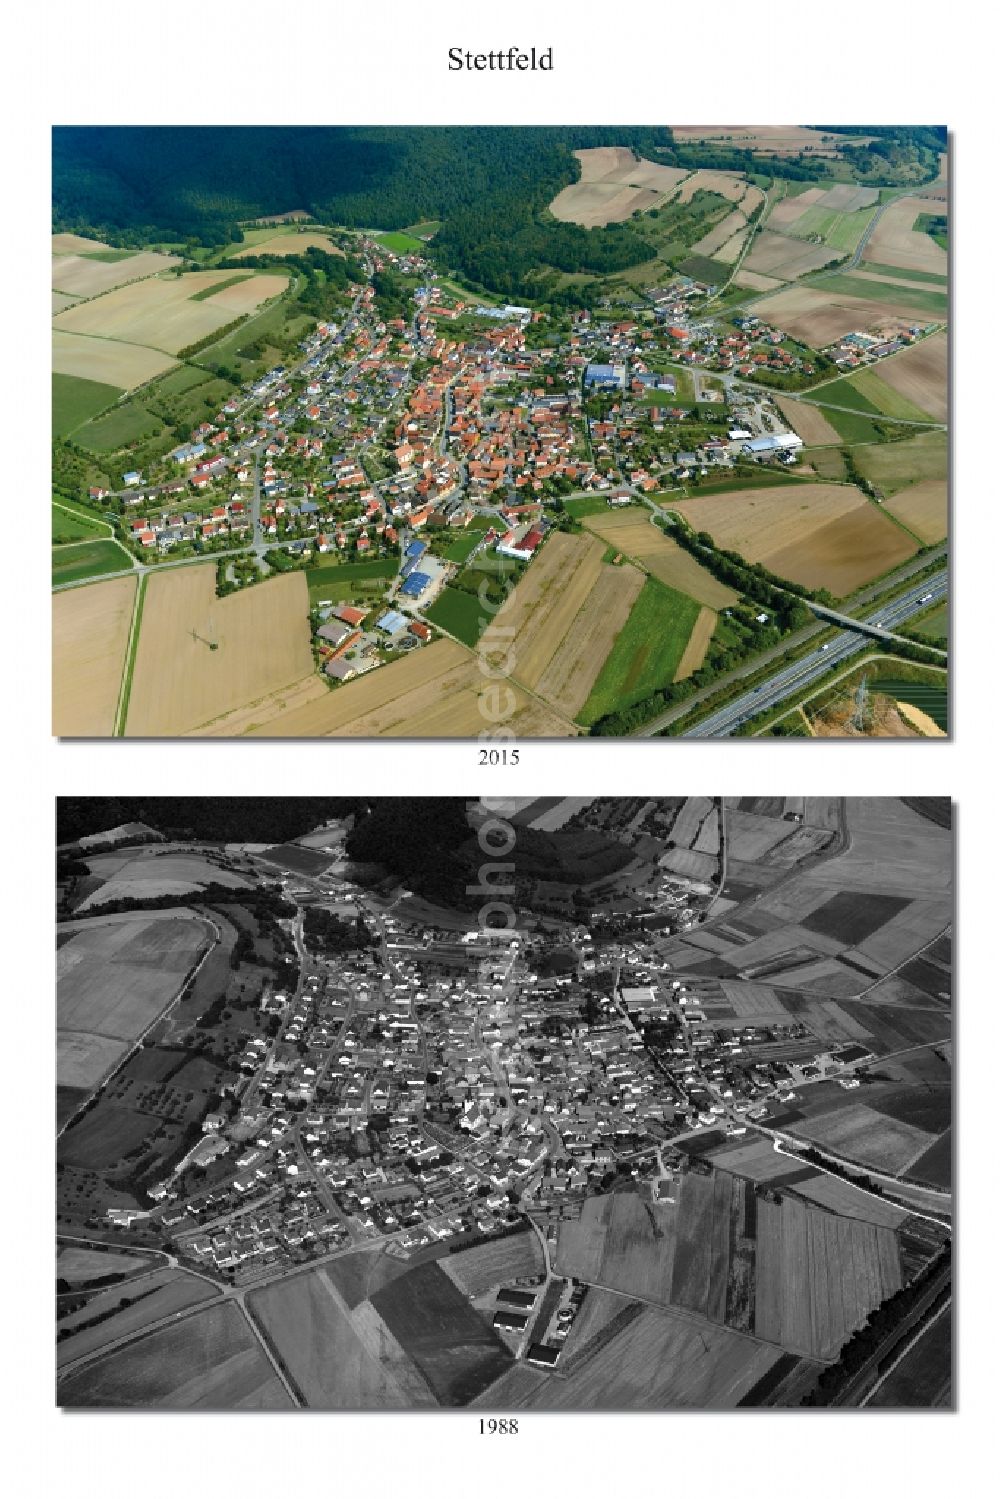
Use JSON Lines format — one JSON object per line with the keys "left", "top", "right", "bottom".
{"left": 77, "top": 849, "right": 248, "bottom": 908}
{"left": 581, "top": 508, "right": 737, "bottom": 607}
{"left": 867, "top": 1305, "right": 952, "bottom": 1409}
{"left": 56, "top": 1269, "right": 218, "bottom": 1367}
{"left": 673, "top": 483, "right": 917, "bottom": 594}
{"left": 234, "top": 231, "right": 343, "bottom": 258}
{"left": 425, "top": 586, "right": 488, "bottom": 647}
{"left": 850, "top": 432, "right": 946, "bottom": 496}
{"left": 838, "top": 366, "right": 933, "bottom": 422}
{"left": 53, "top": 328, "right": 178, "bottom": 390}
{"left": 755, "top": 287, "right": 930, "bottom": 347}
{"left": 227, "top": 637, "right": 574, "bottom": 738}
{"left": 58, "top": 1301, "right": 292, "bottom": 1409}
{"left": 521, "top": 1305, "right": 783, "bottom": 1410}
{"left": 52, "top": 372, "right": 123, "bottom": 436}
{"left": 57, "top": 1246, "right": 153, "bottom": 1282}
{"left": 884, "top": 479, "right": 947, "bottom": 543}
{"left": 785, "top": 1103, "right": 936, "bottom": 1173}
{"left": 773, "top": 396, "right": 840, "bottom": 446}
{"left": 868, "top": 334, "right": 947, "bottom": 422}
{"left": 671, "top": 127, "right": 862, "bottom": 156}
{"left": 52, "top": 246, "right": 180, "bottom": 299}
{"left": 492, "top": 530, "right": 606, "bottom": 686}
{"left": 532, "top": 560, "right": 644, "bottom": 719}
{"left": 250, "top": 1264, "right": 439, "bottom": 1408}
{"left": 57, "top": 912, "right": 212, "bottom": 1088}
{"left": 53, "top": 270, "right": 287, "bottom": 357}
{"left": 52, "top": 539, "right": 131, "bottom": 587}
{"left": 53, "top": 574, "right": 136, "bottom": 736}
{"left": 804, "top": 273, "right": 947, "bottom": 319}
{"left": 549, "top": 147, "right": 688, "bottom": 226}
{"left": 863, "top": 196, "right": 948, "bottom": 277}
{"left": 441, "top": 1230, "right": 544, "bottom": 1298}
{"left": 124, "top": 566, "right": 314, "bottom": 736}
{"left": 675, "top": 170, "right": 746, "bottom": 203}
{"left": 556, "top": 1191, "right": 679, "bottom": 1303}
{"left": 743, "top": 230, "right": 841, "bottom": 281}
{"left": 577, "top": 577, "right": 703, "bottom": 726}
{"left": 306, "top": 558, "right": 397, "bottom": 606}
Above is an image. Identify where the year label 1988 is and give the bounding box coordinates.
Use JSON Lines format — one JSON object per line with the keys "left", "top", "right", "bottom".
{"left": 479, "top": 1418, "right": 519, "bottom": 1434}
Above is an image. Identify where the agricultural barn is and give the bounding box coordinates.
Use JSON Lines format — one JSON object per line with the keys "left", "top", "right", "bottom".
{"left": 584, "top": 362, "right": 627, "bottom": 390}
{"left": 376, "top": 609, "right": 408, "bottom": 634}
{"left": 743, "top": 433, "right": 803, "bottom": 455}
{"left": 496, "top": 526, "right": 544, "bottom": 562}
{"left": 405, "top": 540, "right": 428, "bottom": 560}
{"left": 493, "top": 1310, "right": 530, "bottom": 1332}
{"left": 496, "top": 1288, "right": 537, "bottom": 1310}
{"left": 527, "top": 1342, "right": 562, "bottom": 1367}
{"left": 400, "top": 571, "right": 432, "bottom": 598}
{"left": 316, "top": 620, "right": 350, "bottom": 647}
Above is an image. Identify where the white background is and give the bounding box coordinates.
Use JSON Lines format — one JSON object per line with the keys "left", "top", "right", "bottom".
{"left": 6, "top": 0, "right": 996, "bottom": 1490}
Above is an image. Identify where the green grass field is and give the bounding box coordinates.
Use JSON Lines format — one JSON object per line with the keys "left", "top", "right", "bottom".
{"left": 808, "top": 273, "right": 947, "bottom": 317}
{"left": 676, "top": 254, "right": 731, "bottom": 284}
{"left": 52, "top": 539, "right": 132, "bottom": 586}
{"left": 377, "top": 231, "right": 426, "bottom": 254}
{"left": 578, "top": 577, "right": 702, "bottom": 726}
{"left": 189, "top": 274, "right": 253, "bottom": 302}
{"left": 52, "top": 503, "right": 107, "bottom": 544}
{"left": 402, "top": 221, "right": 441, "bottom": 239}
{"left": 442, "top": 525, "right": 490, "bottom": 564}
{"left": 564, "top": 496, "right": 638, "bottom": 519}
{"left": 908, "top": 601, "right": 948, "bottom": 643}
{"left": 306, "top": 559, "right": 397, "bottom": 605}
{"left": 852, "top": 430, "right": 947, "bottom": 497}
{"left": 75, "top": 403, "right": 167, "bottom": 454}
{"left": 843, "top": 367, "right": 932, "bottom": 422}
{"left": 79, "top": 248, "right": 138, "bottom": 263}
{"left": 822, "top": 407, "right": 886, "bottom": 444}
{"left": 789, "top": 205, "right": 877, "bottom": 254}
{"left": 811, "top": 378, "right": 883, "bottom": 415}
{"left": 424, "top": 586, "right": 486, "bottom": 647}
{"left": 52, "top": 373, "right": 123, "bottom": 437}
{"left": 857, "top": 261, "right": 947, "bottom": 287}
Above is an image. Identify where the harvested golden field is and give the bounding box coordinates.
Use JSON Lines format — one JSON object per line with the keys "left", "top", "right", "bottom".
{"left": 52, "top": 232, "right": 112, "bottom": 254}
{"left": 733, "top": 269, "right": 783, "bottom": 292}
{"left": 885, "top": 478, "right": 947, "bottom": 543}
{"left": 897, "top": 702, "right": 945, "bottom": 737}
{"left": 240, "top": 637, "right": 575, "bottom": 738}
{"left": 691, "top": 208, "right": 746, "bottom": 257}
{"left": 716, "top": 229, "right": 750, "bottom": 265}
{"left": 743, "top": 230, "right": 840, "bottom": 280}
{"left": 495, "top": 531, "right": 606, "bottom": 688}
{"left": 125, "top": 566, "right": 314, "bottom": 736}
{"left": 51, "top": 249, "right": 180, "bottom": 299}
{"left": 674, "top": 483, "right": 917, "bottom": 594}
{"left": 531, "top": 559, "right": 644, "bottom": 717}
{"left": 674, "top": 605, "right": 716, "bottom": 680}
{"left": 582, "top": 509, "right": 737, "bottom": 607}
{"left": 52, "top": 328, "right": 178, "bottom": 389}
{"left": 203, "top": 272, "right": 288, "bottom": 311}
{"left": 671, "top": 126, "right": 864, "bottom": 157}
{"left": 233, "top": 231, "right": 344, "bottom": 258}
{"left": 766, "top": 187, "right": 826, "bottom": 230}
{"left": 53, "top": 270, "right": 283, "bottom": 356}
{"left": 853, "top": 429, "right": 947, "bottom": 497}
{"left": 53, "top": 574, "right": 136, "bottom": 736}
{"left": 549, "top": 147, "right": 687, "bottom": 226}
{"left": 759, "top": 287, "right": 926, "bottom": 346}
{"left": 872, "top": 333, "right": 947, "bottom": 422}
{"left": 773, "top": 396, "right": 841, "bottom": 445}
{"left": 676, "top": 170, "right": 747, "bottom": 203}
{"left": 863, "top": 195, "right": 948, "bottom": 276}
{"left": 196, "top": 673, "right": 328, "bottom": 736}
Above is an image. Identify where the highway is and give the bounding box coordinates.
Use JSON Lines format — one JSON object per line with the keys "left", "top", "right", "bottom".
{"left": 676, "top": 569, "right": 947, "bottom": 738}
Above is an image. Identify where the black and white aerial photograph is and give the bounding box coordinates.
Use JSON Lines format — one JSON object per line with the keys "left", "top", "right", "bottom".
{"left": 55, "top": 795, "right": 953, "bottom": 1411}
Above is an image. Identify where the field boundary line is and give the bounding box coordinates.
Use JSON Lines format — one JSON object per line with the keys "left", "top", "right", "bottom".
{"left": 114, "top": 573, "right": 146, "bottom": 737}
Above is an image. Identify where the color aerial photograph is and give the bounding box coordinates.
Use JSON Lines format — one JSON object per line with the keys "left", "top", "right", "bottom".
{"left": 56, "top": 796, "right": 952, "bottom": 1409}
{"left": 51, "top": 127, "right": 948, "bottom": 739}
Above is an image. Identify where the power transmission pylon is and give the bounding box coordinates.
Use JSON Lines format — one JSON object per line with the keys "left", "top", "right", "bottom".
{"left": 849, "top": 673, "right": 869, "bottom": 734}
